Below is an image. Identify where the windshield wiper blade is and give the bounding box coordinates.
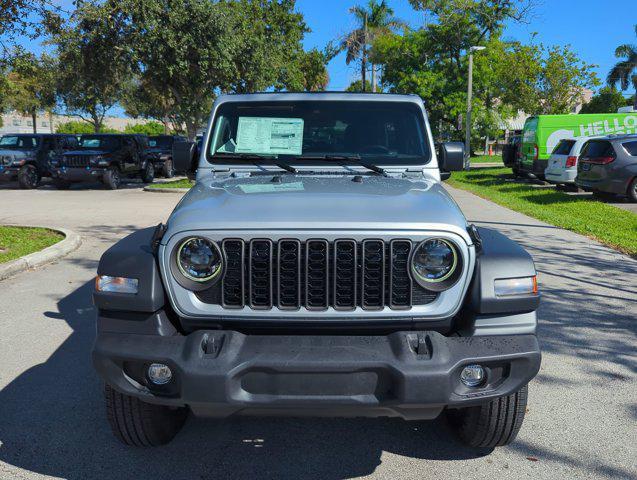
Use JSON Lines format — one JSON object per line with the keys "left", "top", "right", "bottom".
{"left": 212, "top": 153, "right": 298, "bottom": 174}
{"left": 300, "top": 155, "right": 388, "bottom": 177}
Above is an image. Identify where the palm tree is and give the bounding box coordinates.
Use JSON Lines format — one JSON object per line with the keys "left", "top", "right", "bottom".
{"left": 340, "top": 1, "right": 404, "bottom": 92}
{"left": 607, "top": 24, "right": 637, "bottom": 109}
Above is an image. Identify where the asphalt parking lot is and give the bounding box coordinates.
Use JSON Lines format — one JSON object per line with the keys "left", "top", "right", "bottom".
{"left": 0, "top": 182, "right": 635, "bottom": 480}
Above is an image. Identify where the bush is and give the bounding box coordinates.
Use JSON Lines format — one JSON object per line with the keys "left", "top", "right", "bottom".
{"left": 55, "top": 120, "right": 119, "bottom": 134}
{"left": 124, "top": 121, "right": 165, "bottom": 135}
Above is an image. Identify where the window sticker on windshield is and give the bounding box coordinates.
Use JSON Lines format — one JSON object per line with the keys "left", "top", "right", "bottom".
{"left": 238, "top": 182, "right": 305, "bottom": 194}
{"left": 235, "top": 117, "right": 304, "bottom": 155}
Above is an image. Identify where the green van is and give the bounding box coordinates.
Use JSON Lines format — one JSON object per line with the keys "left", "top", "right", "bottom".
{"left": 519, "top": 113, "right": 637, "bottom": 178}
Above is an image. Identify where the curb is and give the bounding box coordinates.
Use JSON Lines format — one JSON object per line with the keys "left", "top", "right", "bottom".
{"left": 0, "top": 226, "right": 82, "bottom": 281}
{"left": 143, "top": 186, "right": 190, "bottom": 193}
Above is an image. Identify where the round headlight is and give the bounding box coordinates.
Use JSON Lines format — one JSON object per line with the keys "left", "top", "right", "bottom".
{"left": 176, "top": 237, "right": 222, "bottom": 283}
{"left": 411, "top": 239, "right": 460, "bottom": 290}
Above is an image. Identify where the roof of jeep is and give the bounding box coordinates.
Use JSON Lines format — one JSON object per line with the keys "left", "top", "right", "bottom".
{"left": 216, "top": 91, "right": 423, "bottom": 105}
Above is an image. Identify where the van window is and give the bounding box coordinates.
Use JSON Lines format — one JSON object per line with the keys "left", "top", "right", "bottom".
{"left": 552, "top": 140, "right": 575, "bottom": 155}
{"left": 622, "top": 141, "right": 637, "bottom": 156}
{"left": 581, "top": 141, "right": 614, "bottom": 158}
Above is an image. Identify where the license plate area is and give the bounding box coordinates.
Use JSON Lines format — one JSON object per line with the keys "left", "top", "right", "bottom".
{"left": 240, "top": 370, "right": 392, "bottom": 398}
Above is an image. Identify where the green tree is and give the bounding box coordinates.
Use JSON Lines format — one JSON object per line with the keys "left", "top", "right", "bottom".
{"left": 110, "top": 0, "right": 317, "bottom": 139}
{"left": 5, "top": 49, "right": 57, "bottom": 133}
{"left": 340, "top": 1, "right": 404, "bottom": 92}
{"left": 345, "top": 79, "right": 373, "bottom": 92}
{"left": 50, "top": 2, "right": 133, "bottom": 132}
{"left": 373, "top": 1, "right": 535, "bottom": 142}
{"left": 124, "top": 121, "right": 165, "bottom": 136}
{"left": 121, "top": 77, "right": 181, "bottom": 134}
{"left": 580, "top": 86, "right": 631, "bottom": 114}
{"left": 294, "top": 48, "right": 332, "bottom": 92}
{"left": 498, "top": 43, "right": 599, "bottom": 115}
{"left": 607, "top": 24, "right": 637, "bottom": 110}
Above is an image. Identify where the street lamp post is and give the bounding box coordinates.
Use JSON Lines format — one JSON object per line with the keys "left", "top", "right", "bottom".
{"left": 465, "top": 45, "right": 486, "bottom": 169}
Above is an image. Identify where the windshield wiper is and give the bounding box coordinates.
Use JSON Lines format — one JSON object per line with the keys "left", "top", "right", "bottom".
{"left": 299, "top": 155, "right": 388, "bottom": 176}
{"left": 212, "top": 153, "right": 298, "bottom": 174}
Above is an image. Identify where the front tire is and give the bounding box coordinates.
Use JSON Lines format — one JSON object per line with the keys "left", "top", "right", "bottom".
{"left": 104, "top": 384, "right": 188, "bottom": 447}
{"left": 18, "top": 164, "right": 39, "bottom": 189}
{"left": 103, "top": 167, "right": 121, "bottom": 190}
{"left": 446, "top": 384, "right": 528, "bottom": 448}
{"left": 141, "top": 162, "right": 155, "bottom": 183}
{"left": 162, "top": 159, "right": 175, "bottom": 178}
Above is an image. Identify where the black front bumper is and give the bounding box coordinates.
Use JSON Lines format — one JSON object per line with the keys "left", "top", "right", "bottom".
{"left": 55, "top": 167, "right": 105, "bottom": 182}
{"left": 93, "top": 329, "right": 541, "bottom": 420}
{"left": 0, "top": 166, "right": 18, "bottom": 182}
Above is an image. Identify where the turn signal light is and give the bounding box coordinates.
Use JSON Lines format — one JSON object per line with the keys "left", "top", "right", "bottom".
{"left": 494, "top": 276, "right": 538, "bottom": 297}
{"left": 95, "top": 275, "right": 139, "bottom": 294}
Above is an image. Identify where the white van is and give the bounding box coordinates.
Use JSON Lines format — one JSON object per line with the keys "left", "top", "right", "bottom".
{"left": 544, "top": 137, "right": 593, "bottom": 186}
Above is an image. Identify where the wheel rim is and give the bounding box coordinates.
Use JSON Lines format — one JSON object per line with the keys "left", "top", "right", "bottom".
{"left": 26, "top": 166, "right": 37, "bottom": 186}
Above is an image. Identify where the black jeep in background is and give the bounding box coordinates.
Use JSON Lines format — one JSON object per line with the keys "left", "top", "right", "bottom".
{"left": 147, "top": 135, "right": 187, "bottom": 178}
{"left": 503, "top": 134, "right": 522, "bottom": 176}
{"left": 0, "top": 133, "right": 78, "bottom": 189}
{"left": 53, "top": 134, "right": 155, "bottom": 189}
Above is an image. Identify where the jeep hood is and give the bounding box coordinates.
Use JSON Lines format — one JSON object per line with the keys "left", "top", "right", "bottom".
{"left": 164, "top": 175, "right": 470, "bottom": 241}
{"left": 0, "top": 149, "right": 31, "bottom": 158}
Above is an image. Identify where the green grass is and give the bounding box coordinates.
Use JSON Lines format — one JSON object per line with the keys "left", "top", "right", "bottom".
{"left": 470, "top": 155, "right": 503, "bottom": 164}
{"left": 0, "top": 226, "right": 65, "bottom": 264}
{"left": 148, "top": 179, "right": 194, "bottom": 189}
{"left": 447, "top": 168, "right": 637, "bottom": 257}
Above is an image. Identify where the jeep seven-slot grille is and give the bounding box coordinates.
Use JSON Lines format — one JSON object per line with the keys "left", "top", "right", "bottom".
{"left": 63, "top": 155, "right": 91, "bottom": 167}
{"left": 200, "top": 239, "right": 438, "bottom": 310}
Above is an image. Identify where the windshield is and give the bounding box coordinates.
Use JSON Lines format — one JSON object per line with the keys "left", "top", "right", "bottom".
{"left": 149, "top": 136, "right": 173, "bottom": 149}
{"left": 207, "top": 100, "right": 430, "bottom": 166}
{"left": 77, "top": 136, "right": 120, "bottom": 151}
{"left": 0, "top": 135, "right": 39, "bottom": 149}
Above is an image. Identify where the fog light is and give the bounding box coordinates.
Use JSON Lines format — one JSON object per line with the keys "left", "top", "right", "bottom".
{"left": 460, "top": 364, "right": 485, "bottom": 387}
{"left": 148, "top": 363, "right": 172, "bottom": 385}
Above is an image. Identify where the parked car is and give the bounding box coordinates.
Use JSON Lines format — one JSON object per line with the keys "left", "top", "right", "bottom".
{"left": 544, "top": 137, "right": 594, "bottom": 189}
{"left": 93, "top": 93, "right": 541, "bottom": 449}
{"left": 53, "top": 134, "right": 155, "bottom": 189}
{"left": 575, "top": 134, "right": 637, "bottom": 202}
{"left": 0, "top": 133, "right": 78, "bottom": 189}
{"left": 519, "top": 112, "right": 637, "bottom": 179}
{"left": 502, "top": 134, "right": 521, "bottom": 175}
{"left": 147, "top": 135, "right": 187, "bottom": 177}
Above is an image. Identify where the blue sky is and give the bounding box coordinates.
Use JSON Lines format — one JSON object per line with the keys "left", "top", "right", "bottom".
{"left": 298, "top": 0, "right": 636, "bottom": 92}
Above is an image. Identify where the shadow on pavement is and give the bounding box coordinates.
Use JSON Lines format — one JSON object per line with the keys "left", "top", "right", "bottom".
{"left": 0, "top": 281, "right": 488, "bottom": 480}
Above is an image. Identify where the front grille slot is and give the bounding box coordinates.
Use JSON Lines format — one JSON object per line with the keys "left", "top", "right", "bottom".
{"left": 221, "top": 239, "right": 245, "bottom": 308}
{"left": 361, "top": 240, "right": 385, "bottom": 310}
{"left": 199, "top": 238, "right": 439, "bottom": 310}
{"left": 334, "top": 240, "right": 357, "bottom": 310}
{"left": 248, "top": 240, "right": 273, "bottom": 309}
{"left": 389, "top": 240, "right": 412, "bottom": 309}
{"left": 64, "top": 155, "right": 91, "bottom": 167}
{"left": 305, "top": 240, "right": 329, "bottom": 310}
{"left": 277, "top": 240, "right": 301, "bottom": 310}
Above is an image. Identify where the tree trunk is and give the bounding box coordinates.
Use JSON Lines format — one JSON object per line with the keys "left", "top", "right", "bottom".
{"left": 361, "top": 14, "right": 367, "bottom": 92}
{"left": 31, "top": 110, "right": 37, "bottom": 134}
{"left": 186, "top": 121, "right": 197, "bottom": 141}
{"left": 371, "top": 64, "right": 377, "bottom": 93}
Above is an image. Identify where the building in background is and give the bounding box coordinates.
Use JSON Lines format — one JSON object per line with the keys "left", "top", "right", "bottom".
{"left": 0, "top": 111, "right": 148, "bottom": 135}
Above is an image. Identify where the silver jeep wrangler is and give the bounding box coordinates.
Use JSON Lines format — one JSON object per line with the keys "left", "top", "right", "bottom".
{"left": 93, "top": 93, "right": 541, "bottom": 448}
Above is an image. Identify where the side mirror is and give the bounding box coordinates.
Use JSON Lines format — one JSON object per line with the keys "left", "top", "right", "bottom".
{"left": 439, "top": 142, "right": 465, "bottom": 172}
{"left": 173, "top": 141, "right": 196, "bottom": 176}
